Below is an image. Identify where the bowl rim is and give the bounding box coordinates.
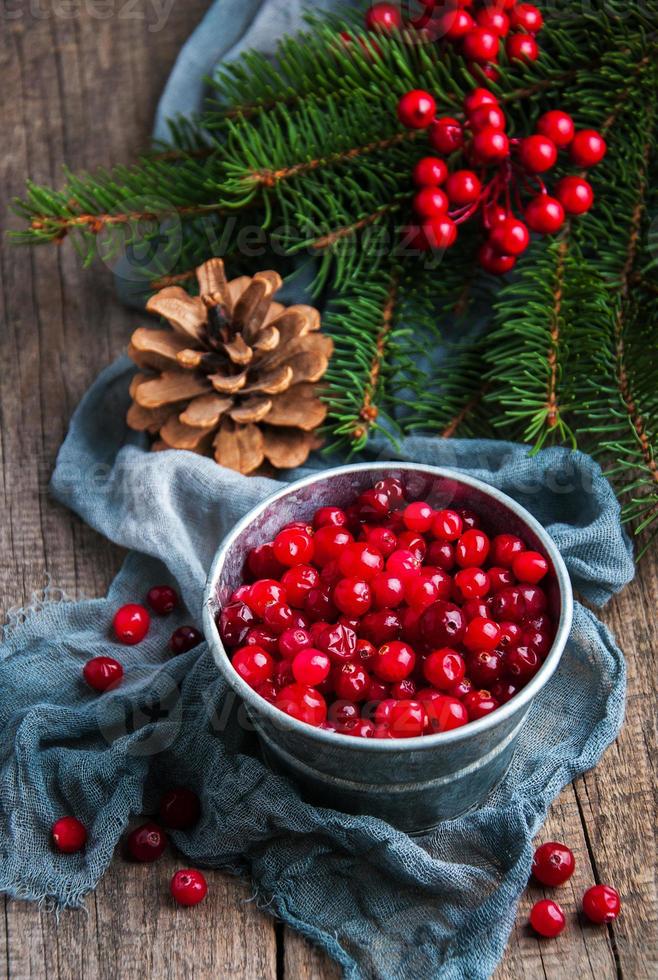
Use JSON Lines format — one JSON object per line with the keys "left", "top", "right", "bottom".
{"left": 203, "top": 461, "right": 574, "bottom": 750}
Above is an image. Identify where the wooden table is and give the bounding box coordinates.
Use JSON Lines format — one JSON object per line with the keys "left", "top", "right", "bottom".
{"left": 1, "top": 5, "right": 655, "bottom": 978}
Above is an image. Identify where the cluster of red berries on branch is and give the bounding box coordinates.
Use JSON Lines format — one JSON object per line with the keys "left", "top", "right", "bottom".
{"left": 219, "top": 477, "right": 560, "bottom": 738}
{"left": 397, "top": 86, "right": 606, "bottom": 271}
{"left": 365, "top": 1, "right": 543, "bottom": 81}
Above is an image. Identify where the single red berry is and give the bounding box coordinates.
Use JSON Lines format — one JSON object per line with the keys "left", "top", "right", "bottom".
{"left": 536, "top": 109, "right": 574, "bottom": 147}
{"left": 244, "top": 627, "right": 278, "bottom": 655}
{"left": 473, "top": 62, "right": 500, "bottom": 83}
{"left": 469, "top": 104, "right": 507, "bottom": 132}
{"left": 374, "top": 640, "right": 416, "bottom": 682}
{"left": 529, "top": 899, "right": 566, "bottom": 937}
{"left": 170, "top": 869, "right": 208, "bottom": 907}
{"left": 365, "top": 2, "right": 402, "bottom": 32}
{"left": 248, "top": 579, "right": 285, "bottom": 617}
{"left": 488, "top": 566, "right": 515, "bottom": 592}
{"left": 219, "top": 601, "right": 255, "bottom": 648}
{"left": 313, "top": 526, "right": 353, "bottom": 565}
{"left": 445, "top": 170, "right": 482, "bottom": 206}
{"left": 490, "top": 217, "right": 530, "bottom": 256}
{"left": 464, "top": 87, "right": 498, "bottom": 115}
{"left": 405, "top": 574, "right": 442, "bottom": 611}
{"left": 52, "top": 816, "right": 87, "bottom": 854}
{"left": 262, "top": 601, "right": 295, "bottom": 634}
{"left": 490, "top": 585, "right": 526, "bottom": 622}
{"left": 275, "top": 683, "right": 327, "bottom": 726}
{"left": 431, "top": 509, "right": 463, "bottom": 541}
{"left": 555, "top": 176, "right": 594, "bottom": 215}
{"left": 389, "top": 700, "right": 425, "bottom": 738}
{"left": 463, "top": 616, "right": 501, "bottom": 652}
{"left": 456, "top": 529, "right": 490, "bottom": 567}
{"left": 397, "top": 89, "right": 437, "bottom": 129}
{"left": 170, "top": 625, "right": 203, "bottom": 655}
{"left": 428, "top": 117, "right": 464, "bottom": 154}
{"left": 159, "top": 787, "right": 201, "bottom": 829}
{"left": 491, "top": 534, "right": 525, "bottom": 567}
{"left": 246, "top": 542, "right": 285, "bottom": 580}
{"left": 463, "top": 688, "right": 500, "bottom": 720}
{"left": 356, "top": 638, "right": 378, "bottom": 666}
{"left": 471, "top": 127, "right": 510, "bottom": 163}
{"left": 313, "top": 506, "right": 347, "bottom": 529}
{"left": 510, "top": 4, "right": 543, "bottom": 33}
{"left": 425, "top": 694, "right": 469, "bottom": 732}
{"left": 83, "top": 656, "right": 124, "bottom": 692}
{"left": 333, "top": 577, "right": 372, "bottom": 617}
{"left": 339, "top": 542, "right": 384, "bottom": 581}
{"left": 420, "top": 599, "right": 465, "bottom": 647}
{"left": 281, "top": 565, "right": 320, "bottom": 607}
{"left": 371, "top": 571, "right": 406, "bottom": 609}
{"left": 272, "top": 527, "right": 314, "bottom": 567}
{"left": 316, "top": 622, "right": 357, "bottom": 662}
{"left": 147, "top": 585, "right": 179, "bottom": 615}
{"left": 422, "top": 216, "right": 458, "bottom": 250}
{"left": 505, "top": 644, "right": 541, "bottom": 682}
{"left": 569, "top": 129, "right": 606, "bottom": 167}
{"left": 413, "top": 187, "right": 449, "bottom": 220}
{"left": 582, "top": 884, "right": 621, "bottom": 923}
{"left": 518, "top": 134, "right": 557, "bottom": 173}
{"left": 518, "top": 583, "right": 547, "bottom": 615}
{"left": 413, "top": 156, "right": 449, "bottom": 187}
{"left": 113, "top": 603, "right": 150, "bottom": 644}
{"left": 454, "top": 567, "right": 491, "bottom": 600}
{"left": 427, "top": 540, "right": 455, "bottom": 571}
{"left": 424, "top": 647, "right": 466, "bottom": 690}
{"left": 362, "top": 609, "right": 403, "bottom": 645}
{"left": 462, "top": 598, "right": 490, "bottom": 622}
{"left": 365, "top": 526, "right": 398, "bottom": 557}
{"left": 483, "top": 202, "right": 509, "bottom": 230}
{"left": 506, "top": 32, "right": 539, "bottom": 62}
{"left": 524, "top": 194, "right": 565, "bottom": 234}
{"left": 438, "top": 8, "right": 475, "bottom": 41}
{"left": 490, "top": 679, "right": 519, "bottom": 703}
{"left": 231, "top": 646, "right": 274, "bottom": 688}
{"left": 278, "top": 627, "right": 311, "bottom": 659}
{"left": 479, "top": 242, "right": 516, "bottom": 274}
{"left": 402, "top": 501, "right": 434, "bottom": 532}
{"left": 512, "top": 550, "right": 549, "bottom": 584}
{"left": 532, "top": 841, "right": 576, "bottom": 886}
{"left": 462, "top": 28, "right": 499, "bottom": 64}
{"left": 127, "top": 822, "right": 167, "bottom": 862}
{"left": 476, "top": 8, "right": 509, "bottom": 36}
{"left": 333, "top": 662, "right": 370, "bottom": 701}
{"left": 468, "top": 650, "right": 503, "bottom": 687}
{"left": 347, "top": 719, "right": 377, "bottom": 738}
{"left": 375, "top": 476, "right": 405, "bottom": 506}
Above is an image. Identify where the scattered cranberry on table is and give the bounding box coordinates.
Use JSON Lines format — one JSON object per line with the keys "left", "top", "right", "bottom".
{"left": 113, "top": 603, "right": 150, "bottom": 644}
{"left": 52, "top": 816, "right": 87, "bottom": 854}
{"left": 159, "top": 788, "right": 201, "bottom": 829}
{"left": 147, "top": 585, "right": 179, "bottom": 615}
{"left": 170, "top": 869, "right": 208, "bottom": 907}
{"left": 126, "top": 822, "right": 167, "bottom": 862}
{"left": 83, "top": 656, "right": 124, "bottom": 692}
{"left": 532, "top": 841, "right": 575, "bottom": 886}
{"left": 529, "top": 898, "right": 567, "bottom": 937}
{"left": 219, "top": 479, "right": 558, "bottom": 738}
{"left": 170, "top": 625, "right": 203, "bottom": 655}
{"left": 582, "top": 884, "right": 621, "bottom": 923}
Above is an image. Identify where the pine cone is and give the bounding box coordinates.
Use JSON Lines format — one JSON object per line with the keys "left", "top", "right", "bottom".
{"left": 126, "top": 259, "right": 333, "bottom": 474}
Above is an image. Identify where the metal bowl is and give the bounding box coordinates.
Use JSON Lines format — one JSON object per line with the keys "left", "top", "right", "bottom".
{"left": 203, "top": 463, "right": 573, "bottom": 833}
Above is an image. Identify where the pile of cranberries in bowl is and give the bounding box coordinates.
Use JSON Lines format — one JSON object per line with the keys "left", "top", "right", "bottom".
{"left": 218, "top": 477, "right": 559, "bottom": 738}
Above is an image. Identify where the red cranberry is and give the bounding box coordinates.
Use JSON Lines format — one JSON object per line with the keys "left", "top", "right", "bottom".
{"left": 113, "top": 604, "right": 150, "bottom": 644}
{"left": 498, "top": 621, "right": 522, "bottom": 648}
{"left": 360, "top": 610, "right": 402, "bottom": 645}
{"left": 83, "top": 656, "right": 123, "bottom": 692}
{"left": 374, "top": 641, "right": 416, "bottom": 682}
{"left": 231, "top": 646, "right": 274, "bottom": 688}
{"left": 420, "top": 600, "right": 465, "bottom": 647}
{"left": 505, "top": 645, "right": 541, "bottom": 682}
{"left": 397, "top": 530, "right": 427, "bottom": 561}
{"left": 371, "top": 572, "right": 405, "bottom": 609}
{"left": 358, "top": 488, "right": 392, "bottom": 520}
{"left": 262, "top": 602, "right": 294, "bottom": 634}
{"left": 333, "top": 578, "right": 371, "bottom": 617}
{"left": 490, "top": 680, "right": 519, "bottom": 703}
{"left": 462, "top": 27, "right": 499, "bottom": 64}
{"left": 511, "top": 3, "right": 544, "bottom": 33}
{"left": 532, "top": 841, "right": 576, "bottom": 886}
{"left": 292, "top": 649, "right": 330, "bottom": 686}
{"left": 423, "top": 648, "right": 466, "bottom": 690}
{"left": 512, "top": 550, "right": 549, "bottom": 584}
{"left": 304, "top": 587, "right": 337, "bottom": 622}
{"left": 389, "top": 700, "right": 425, "bottom": 738}
{"left": 329, "top": 699, "right": 360, "bottom": 729}
{"left": 403, "top": 501, "right": 434, "bottom": 532}
{"left": 339, "top": 542, "right": 384, "bottom": 580}
{"left": 463, "top": 617, "right": 501, "bottom": 652}
{"left": 316, "top": 623, "right": 357, "bottom": 662}
{"left": 219, "top": 601, "right": 255, "bottom": 648}
{"left": 431, "top": 509, "right": 463, "bottom": 541}
{"left": 524, "top": 194, "right": 565, "bottom": 234}
{"left": 518, "top": 584, "right": 547, "bottom": 615}
{"left": 170, "top": 869, "right": 208, "bottom": 907}
{"left": 246, "top": 542, "right": 286, "bottom": 580}
{"left": 405, "top": 574, "right": 441, "bottom": 611}
{"left": 347, "top": 719, "right": 376, "bottom": 738}
{"left": 399, "top": 605, "right": 423, "bottom": 645}
{"left": 365, "top": 2, "right": 402, "bottom": 32}
{"left": 463, "top": 87, "right": 498, "bottom": 115}
{"left": 365, "top": 526, "right": 398, "bottom": 557}
{"left": 313, "top": 506, "right": 347, "bottom": 529}
{"left": 170, "top": 625, "right": 203, "bottom": 655}
{"left": 256, "top": 681, "right": 278, "bottom": 703}
{"left": 275, "top": 684, "right": 327, "bottom": 726}
{"left": 273, "top": 661, "right": 294, "bottom": 689}
{"left": 490, "top": 586, "right": 525, "bottom": 622}
{"left": 490, "top": 534, "right": 524, "bottom": 567}
{"left": 468, "top": 650, "right": 503, "bottom": 687}
{"left": 159, "top": 788, "right": 201, "bottom": 829}
{"left": 247, "top": 579, "right": 284, "bottom": 617}
{"left": 244, "top": 627, "right": 278, "bottom": 655}
{"left": 367, "top": 677, "right": 389, "bottom": 701}
{"left": 313, "top": 525, "right": 354, "bottom": 565}
{"left": 455, "top": 529, "right": 490, "bottom": 567}
{"left": 147, "top": 585, "right": 179, "bottom": 615}
{"left": 422, "top": 567, "right": 452, "bottom": 599}
{"left": 127, "top": 822, "right": 167, "bottom": 862}
{"left": 277, "top": 627, "right": 310, "bottom": 659}
{"left": 386, "top": 548, "right": 422, "bottom": 579}
{"left": 281, "top": 564, "right": 319, "bottom": 607}
{"left": 488, "top": 566, "right": 515, "bottom": 592}
{"left": 454, "top": 567, "right": 490, "bottom": 600}
{"left": 425, "top": 694, "right": 469, "bottom": 732}
{"left": 333, "top": 662, "right": 369, "bottom": 701}
{"left": 390, "top": 678, "right": 417, "bottom": 700}
{"left": 375, "top": 477, "right": 405, "bottom": 506}
{"left": 529, "top": 899, "right": 566, "bottom": 937}
{"left": 458, "top": 508, "right": 481, "bottom": 531}
{"left": 462, "top": 598, "right": 491, "bottom": 622}
{"left": 230, "top": 584, "right": 252, "bottom": 604}
{"left": 523, "top": 626, "right": 553, "bottom": 657}
{"left": 463, "top": 689, "right": 500, "bottom": 720}
{"left": 52, "top": 816, "right": 87, "bottom": 853}
{"left": 582, "top": 884, "right": 621, "bottom": 923}
{"left": 450, "top": 676, "right": 473, "bottom": 699}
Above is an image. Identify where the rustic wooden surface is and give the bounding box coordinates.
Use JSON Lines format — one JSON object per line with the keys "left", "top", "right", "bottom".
{"left": 0, "top": 4, "right": 656, "bottom": 978}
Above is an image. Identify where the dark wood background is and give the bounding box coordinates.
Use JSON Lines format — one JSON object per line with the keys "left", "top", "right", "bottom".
{"left": 0, "top": 3, "right": 655, "bottom": 977}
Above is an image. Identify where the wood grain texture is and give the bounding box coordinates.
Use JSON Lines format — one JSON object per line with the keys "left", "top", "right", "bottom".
{"left": 0, "top": 4, "right": 655, "bottom": 979}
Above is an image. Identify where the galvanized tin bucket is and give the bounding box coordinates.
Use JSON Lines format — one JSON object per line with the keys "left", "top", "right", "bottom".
{"left": 203, "top": 463, "right": 573, "bottom": 834}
